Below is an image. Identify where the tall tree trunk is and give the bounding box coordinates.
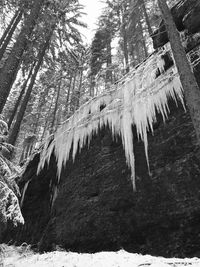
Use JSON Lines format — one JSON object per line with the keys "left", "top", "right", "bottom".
{"left": 8, "top": 32, "right": 51, "bottom": 146}
{"left": 90, "top": 75, "right": 95, "bottom": 97}
{"left": 105, "top": 37, "right": 113, "bottom": 87}
{"left": 135, "top": 41, "right": 142, "bottom": 64}
{"left": 140, "top": 0, "right": 153, "bottom": 36}
{"left": 76, "top": 66, "right": 83, "bottom": 109}
{"left": 7, "top": 62, "right": 36, "bottom": 129}
{"left": 121, "top": 17, "right": 129, "bottom": 73}
{"left": 40, "top": 89, "right": 56, "bottom": 141}
{"left": 0, "top": 10, "right": 19, "bottom": 48}
{"left": 0, "top": 10, "right": 23, "bottom": 61}
{"left": 33, "top": 110, "right": 41, "bottom": 135}
{"left": 33, "top": 84, "right": 52, "bottom": 135}
{"left": 66, "top": 74, "right": 73, "bottom": 105}
{"left": 0, "top": 0, "right": 45, "bottom": 113}
{"left": 51, "top": 73, "right": 62, "bottom": 132}
{"left": 64, "top": 74, "right": 73, "bottom": 117}
{"left": 158, "top": 0, "right": 200, "bottom": 145}
{"left": 70, "top": 71, "right": 77, "bottom": 113}
{"left": 138, "top": 17, "right": 148, "bottom": 58}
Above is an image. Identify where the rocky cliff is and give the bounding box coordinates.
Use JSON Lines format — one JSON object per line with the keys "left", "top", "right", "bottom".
{"left": 152, "top": 0, "right": 200, "bottom": 49}
{"left": 4, "top": 0, "right": 200, "bottom": 258}
{"left": 11, "top": 100, "right": 200, "bottom": 258}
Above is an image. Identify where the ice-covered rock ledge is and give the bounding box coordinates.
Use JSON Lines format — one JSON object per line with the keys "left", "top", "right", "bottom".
{"left": 38, "top": 43, "right": 185, "bottom": 191}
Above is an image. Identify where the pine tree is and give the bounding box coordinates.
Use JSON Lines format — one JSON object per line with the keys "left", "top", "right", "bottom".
{"left": 0, "top": 0, "right": 45, "bottom": 113}
{"left": 0, "top": 9, "right": 23, "bottom": 61}
{"left": 8, "top": 29, "right": 53, "bottom": 146}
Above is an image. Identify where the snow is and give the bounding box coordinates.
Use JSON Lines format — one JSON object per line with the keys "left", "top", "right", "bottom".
{"left": 38, "top": 43, "right": 186, "bottom": 192}
{"left": 1, "top": 246, "right": 200, "bottom": 267}
{"left": 0, "top": 119, "right": 8, "bottom": 135}
{"left": 0, "top": 181, "right": 24, "bottom": 226}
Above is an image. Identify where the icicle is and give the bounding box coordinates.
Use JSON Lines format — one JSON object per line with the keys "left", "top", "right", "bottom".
{"left": 20, "top": 180, "right": 30, "bottom": 207}
{"left": 121, "top": 80, "right": 136, "bottom": 190}
{"left": 157, "top": 55, "right": 166, "bottom": 74}
{"left": 51, "top": 186, "right": 58, "bottom": 208}
{"left": 38, "top": 44, "right": 186, "bottom": 191}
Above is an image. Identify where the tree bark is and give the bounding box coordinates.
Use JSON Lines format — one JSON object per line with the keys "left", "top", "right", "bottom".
{"left": 8, "top": 32, "right": 51, "bottom": 146}
{"left": 0, "top": 10, "right": 20, "bottom": 48}
{"left": 90, "top": 75, "right": 95, "bottom": 97}
{"left": 138, "top": 16, "right": 148, "bottom": 59}
{"left": 66, "top": 74, "right": 73, "bottom": 108}
{"left": 0, "top": 0, "right": 45, "bottom": 113}
{"left": 40, "top": 89, "right": 56, "bottom": 141}
{"left": 70, "top": 71, "right": 77, "bottom": 113}
{"left": 7, "top": 62, "right": 36, "bottom": 129}
{"left": 63, "top": 73, "right": 73, "bottom": 117}
{"left": 51, "top": 72, "right": 62, "bottom": 132}
{"left": 121, "top": 12, "right": 129, "bottom": 74}
{"left": 140, "top": 0, "right": 153, "bottom": 36}
{"left": 105, "top": 37, "right": 113, "bottom": 86}
{"left": 0, "top": 10, "right": 23, "bottom": 61}
{"left": 158, "top": 0, "right": 200, "bottom": 145}
{"left": 76, "top": 66, "right": 83, "bottom": 109}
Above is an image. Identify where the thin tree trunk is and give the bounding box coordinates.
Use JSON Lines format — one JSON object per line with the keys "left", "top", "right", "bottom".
{"left": 140, "top": 0, "right": 153, "bottom": 36}
{"left": 135, "top": 41, "right": 141, "bottom": 64}
{"left": 51, "top": 73, "right": 62, "bottom": 132}
{"left": 8, "top": 32, "right": 51, "bottom": 145}
{"left": 0, "top": 0, "right": 45, "bottom": 113}
{"left": 138, "top": 17, "right": 148, "bottom": 58}
{"left": 64, "top": 74, "right": 73, "bottom": 117}
{"left": 0, "top": 10, "right": 23, "bottom": 61}
{"left": 106, "top": 37, "right": 113, "bottom": 85}
{"left": 7, "top": 62, "right": 36, "bottom": 129}
{"left": 90, "top": 75, "right": 95, "bottom": 97}
{"left": 66, "top": 75, "right": 73, "bottom": 105}
{"left": 121, "top": 16, "right": 129, "bottom": 73}
{"left": 33, "top": 82, "right": 53, "bottom": 134}
{"left": 40, "top": 89, "right": 56, "bottom": 141}
{"left": 158, "top": 0, "right": 200, "bottom": 145}
{"left": 33, "top": 112, "right": 40, "bottom": 135}
{"left": 76, "top": 66, "right": 83, "bottom": 109}
{"left": 70, "top": 71, "right": 77, "bottom": 112}
{"left": 0, "top": 10, "right": 19, "bottom": 48}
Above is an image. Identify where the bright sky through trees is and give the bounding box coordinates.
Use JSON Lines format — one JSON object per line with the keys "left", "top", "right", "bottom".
{"left": 79, "top": 0, "right": 106, "bottom": 42}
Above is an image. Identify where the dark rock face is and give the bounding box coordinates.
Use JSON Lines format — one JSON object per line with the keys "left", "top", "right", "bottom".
{"left": 183, "top": 2, "right": 200, "bottom": 34}
{"left": 151, "top": 21, "right": 168, "bottom": 50}
{"left": 7, "top": 0, "right": 200, "bottom": 257}
{"left": 0, "top": 175, "right": 24, "bottom": 242}
{"left": 7, "top": 153, "right": 57, "bottom": 245}
{"left": 151, "top": 0, "right": 200, "bottom": 49}
{"left": 11, "top": 102, "right": 200, "bottom": 258}
{"left": 44, "top": 107, "right": 200, "bottom": 258}
{"left": 171, "top": 0, "right": 198, "bottom": 31}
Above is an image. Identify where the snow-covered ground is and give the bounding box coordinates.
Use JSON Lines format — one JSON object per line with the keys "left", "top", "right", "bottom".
{"left": 1, "top": 245, "right": 200, "bottom": 267}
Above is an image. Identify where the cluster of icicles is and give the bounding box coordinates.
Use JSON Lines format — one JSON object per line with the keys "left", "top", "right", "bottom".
{"left": 38, "top": 43, "right": 185, "bottom": 190}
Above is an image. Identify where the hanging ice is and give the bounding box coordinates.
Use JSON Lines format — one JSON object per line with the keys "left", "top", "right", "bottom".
{"left": 38, "top": 43, "right": 186, "bottom": 190}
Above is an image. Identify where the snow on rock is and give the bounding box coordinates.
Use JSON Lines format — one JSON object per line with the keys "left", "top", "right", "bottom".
{"left": 38, "top": 43, "right": 187, "bottom": 190}
{"left": 0, "top": 181, "right": 24, "bottom": 227}
{"left": 1, "top": 246, "right": 200, "bottom": 267}
{"left": 149, "top": 263, "right": 172, "bottom": 267}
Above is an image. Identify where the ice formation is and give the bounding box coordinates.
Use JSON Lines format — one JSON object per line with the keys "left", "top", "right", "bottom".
{"left": 20, "top": 180, "right": 30, "bottom": 207}
{"left": 38, "top": 43, "right": 186, "bottom": 190}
